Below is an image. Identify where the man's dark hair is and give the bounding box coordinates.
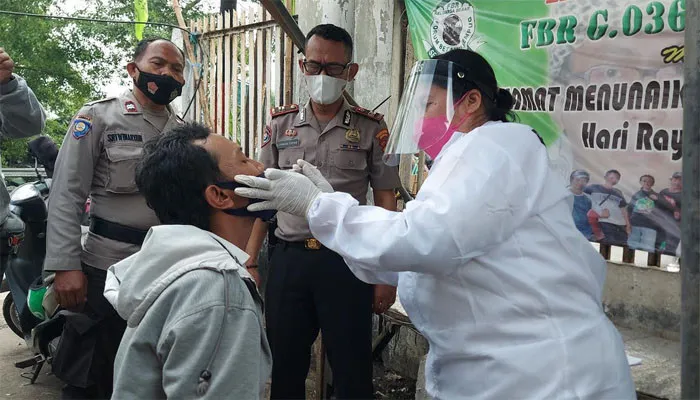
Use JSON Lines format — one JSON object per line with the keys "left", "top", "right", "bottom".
{"left": 133, "top": 37, "right": 185, "bottom": 62}
{"left": 136, "top": 122, "right": 221, "bottom": 230}
{"left": 305, "top": 24, "right": 353, "bottom": 61}
{"left": 640, "top": 174, "right": 655, "bottom": 185}
{"left": 605, "top": 169, "right": 621, "bottom": 178}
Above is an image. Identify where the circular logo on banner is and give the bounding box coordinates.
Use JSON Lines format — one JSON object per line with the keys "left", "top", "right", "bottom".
{"left": 427, "top": 0, "right": 484, "bottom": 57}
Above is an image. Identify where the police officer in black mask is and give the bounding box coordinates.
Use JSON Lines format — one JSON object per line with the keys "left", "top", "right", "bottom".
{"left": 45, "top": 37, "right": 186, "bottom": 399}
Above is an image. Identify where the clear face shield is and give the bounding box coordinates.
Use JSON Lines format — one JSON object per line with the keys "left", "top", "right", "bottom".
{"left": 383, "top": 59, "right": 470, "bottom": 166}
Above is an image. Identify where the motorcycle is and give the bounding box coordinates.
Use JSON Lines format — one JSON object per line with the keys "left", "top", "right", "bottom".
{"left": 0, "top": 136, "right": 64, "bottom": 383}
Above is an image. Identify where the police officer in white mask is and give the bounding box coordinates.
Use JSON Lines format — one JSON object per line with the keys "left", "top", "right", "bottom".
{"left": 247, "top": 24, "right": 401, "bottom": 399}
{"left": 234, "top": 49, "right": 636, "bottom": 399}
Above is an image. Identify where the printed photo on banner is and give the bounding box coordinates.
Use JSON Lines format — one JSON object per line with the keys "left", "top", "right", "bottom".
{"left": 404, "top": 0, "right": 685, "bottom": 255}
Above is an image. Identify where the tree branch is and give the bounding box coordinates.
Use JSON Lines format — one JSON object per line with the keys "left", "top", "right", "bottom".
{"left": 182, "top": 0, "right": 204, "bottom": 14}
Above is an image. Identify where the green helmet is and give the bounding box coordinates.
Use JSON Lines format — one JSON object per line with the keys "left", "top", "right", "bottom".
{"left": 27, "top": 274, "right": 56, "bottom": 321}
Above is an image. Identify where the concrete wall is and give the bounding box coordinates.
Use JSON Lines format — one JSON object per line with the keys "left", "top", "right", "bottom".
{"left": 294, "top": 0, "right": 397, "bottom": 117}
{"left": 603, "top": 262, "right": 681, "bottom": 341}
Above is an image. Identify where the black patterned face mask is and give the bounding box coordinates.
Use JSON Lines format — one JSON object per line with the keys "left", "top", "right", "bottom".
{"left": 134, "top": 67, "right": 183, "bottom": 105}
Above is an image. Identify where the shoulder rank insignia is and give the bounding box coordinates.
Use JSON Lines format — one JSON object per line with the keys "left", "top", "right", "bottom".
{"left": 270, "top": 104, "right": 299, "bottom": 118}
{"left": 71, "top": 115, "right": 93, "bottom": 140}
{"left": 124, "top": 100, "right": 139, "bottom": 113}
{"left": 375, "top": 128, "right": 390, "bottom": 152}
{"left": 352, "top": 106, "right": 383, "bottom": 122}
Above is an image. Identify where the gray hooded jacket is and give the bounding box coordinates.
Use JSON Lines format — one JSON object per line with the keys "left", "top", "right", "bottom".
{"left": 0, "top": 74, "right": 46, "bottom": 223}
{"left": 105, "top": 225, "right": 271, "bottom": 399}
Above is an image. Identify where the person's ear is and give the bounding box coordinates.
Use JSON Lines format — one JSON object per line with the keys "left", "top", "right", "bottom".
{"left": 204, "top": 185, "right": 233, "bottom": 210}
{"left": 455, "top": 89, "right": 482, "bottom": 119}
{"left": 463, "top": 89, "right": 482, "bottom": 114}
{"left": 126, "top": 62, "right": 139, "bottom": 80}
{"left": 204, "top": 185, "right": 248, "bottom": 210}
{"left": 298, "top": 59, "right": 305, "bottom": 73}
{"left": 347, "top": 63, "right": 359, "bottom": 81}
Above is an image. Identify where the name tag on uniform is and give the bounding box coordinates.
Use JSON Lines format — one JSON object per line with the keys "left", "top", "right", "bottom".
{"left": 339, "top": 144, "right": 361, "bottom": 151}
{"left": 107, "top": 133, "right": 144, "bottom": 143}
{"left": 277, "top": 138, "right": 300, "bottom": 149}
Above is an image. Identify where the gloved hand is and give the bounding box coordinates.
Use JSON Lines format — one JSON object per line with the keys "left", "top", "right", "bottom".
{"left": 234, "top": 168, "right": 322, "bottom": 217}
{"left": 292, "top": 159, "right": 334, "bottom": 193}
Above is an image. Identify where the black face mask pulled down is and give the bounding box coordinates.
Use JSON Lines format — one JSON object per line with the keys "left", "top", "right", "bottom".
{"left": 215, "top": 177, "right": 277, "bottom": 222}
{"left": 133, "top": 67, "right": 184, "bottom": 105}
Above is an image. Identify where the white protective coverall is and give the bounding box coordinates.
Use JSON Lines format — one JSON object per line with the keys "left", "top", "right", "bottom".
{"left": 305, "top": 121, "right": 636, "bottom": 399}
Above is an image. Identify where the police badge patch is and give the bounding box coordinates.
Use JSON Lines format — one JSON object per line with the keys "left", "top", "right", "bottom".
{"left": 425, "top": 0, "right": 485, "bottom": 57}
{"left": 71, "top": 116, "right": 92, "bottom": 140}
{"left": 345, "top": 129, "right": 361, "bottom": 143}
{"left": 262, "top": 125, "right": 272, "bottom": 148}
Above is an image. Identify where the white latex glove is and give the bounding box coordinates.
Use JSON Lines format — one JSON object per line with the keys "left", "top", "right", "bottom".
{"left": 234, "top": 168, "right": 322, "bottom": 217}
{"left": 292, "top": 159, "right": 334, "bottom": 193}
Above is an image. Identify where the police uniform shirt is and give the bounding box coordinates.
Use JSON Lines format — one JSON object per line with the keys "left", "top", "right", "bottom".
{"left": 260, "top": 99, "right": 401, "bottom": 242}
{"left": 44, "top": 90, "right": 183, "bottom": 272}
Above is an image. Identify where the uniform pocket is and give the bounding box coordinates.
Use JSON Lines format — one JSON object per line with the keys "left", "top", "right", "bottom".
{"left": 278, "top": 148, "right": 304, "bottom": 169}
{"left": 105, "top": 145, "right": 143, "bottom": 193}
{"left": 333, "top": 150, "right": 367, "bottom": 170}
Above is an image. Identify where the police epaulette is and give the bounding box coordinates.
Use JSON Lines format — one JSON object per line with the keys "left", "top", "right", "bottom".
{"left": 352, "top": 106, "right": 383, "bottom": 122}
{"left": 85, "top": 97, "right": 117, "bottom": 106}
{"left": 270, "top": 104, "right": 299, "bottom": 117}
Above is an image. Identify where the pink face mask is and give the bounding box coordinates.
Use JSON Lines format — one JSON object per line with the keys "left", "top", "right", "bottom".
{"left": 415, "top": 116, "right": 451, "bottom": 159}
{"left": 414, "top": 111, "right": 471, "bottom": 160}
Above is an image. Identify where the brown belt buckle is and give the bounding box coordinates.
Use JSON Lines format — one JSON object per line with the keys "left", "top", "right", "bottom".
{"left": 305, "top": 238, "right": 322, "bottom": 250}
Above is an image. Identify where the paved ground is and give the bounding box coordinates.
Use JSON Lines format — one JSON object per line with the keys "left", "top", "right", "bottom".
{"left": 622, "top": 325, "right": 681, "bottom": 400}
{"left": 0, "top": 293, "right": 63, "bottom": 399}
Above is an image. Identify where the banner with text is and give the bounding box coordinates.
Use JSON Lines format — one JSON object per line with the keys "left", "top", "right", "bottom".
{"left": 405, "top": 0, "right": 685, "bottom": 255}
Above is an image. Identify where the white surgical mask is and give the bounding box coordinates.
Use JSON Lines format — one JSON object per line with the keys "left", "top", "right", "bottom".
{"left": 304, "top": 74, "right": 347, "bottom": 105}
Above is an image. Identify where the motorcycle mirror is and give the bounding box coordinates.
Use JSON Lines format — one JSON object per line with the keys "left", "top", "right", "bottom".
{"left": 34, "top": 158, "right": 43, "bottom": 183}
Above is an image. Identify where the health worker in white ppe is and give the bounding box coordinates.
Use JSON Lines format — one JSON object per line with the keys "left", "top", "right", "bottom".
{"left": 234, "top": 49, "right": 636, "bottom": 399}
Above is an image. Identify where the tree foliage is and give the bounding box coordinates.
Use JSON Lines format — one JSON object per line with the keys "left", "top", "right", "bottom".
{"left": 0, "top": 0, "right": 207, "bottom": 167}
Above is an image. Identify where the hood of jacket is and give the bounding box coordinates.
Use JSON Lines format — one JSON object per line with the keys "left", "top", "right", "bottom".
{"left": 104, "top": 224, "right": 251, "bottom": 327}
